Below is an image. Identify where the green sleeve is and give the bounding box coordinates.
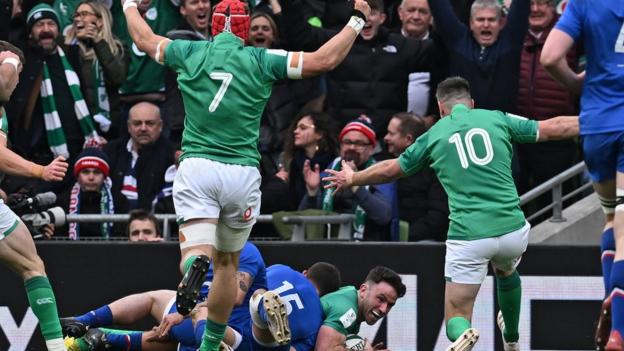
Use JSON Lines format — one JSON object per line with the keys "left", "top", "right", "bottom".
{"left": 504, "top": 113, "right": 539, "bottom": 144}
{"left": 164, "top": 40, "right": 204, "bottom": 72}
{"left": 321, "top": 293, "right": 358, "bottom": 335}
{"left": 1, "top": 109, "right": 8, "bottom": 135}
{"left": 398, "top": 133, "right": 431, "bottom": 176}
{"left": 255, "top": 48, "right": 288, "bottom": 82}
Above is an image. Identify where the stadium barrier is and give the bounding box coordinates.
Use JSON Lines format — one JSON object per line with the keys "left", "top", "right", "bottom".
{"left": 0, "top": 241, "right": 602, "bottom": 350}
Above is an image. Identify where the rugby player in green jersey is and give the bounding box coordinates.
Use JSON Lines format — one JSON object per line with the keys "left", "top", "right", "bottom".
{"left": 0, "top": 40, "right": 69, "bottom": 351}
{"left": 324, "top": 77, "right": 579, "bottom": 351}
{"left": 122, "top": 0, "right": 371, "bottom": 349}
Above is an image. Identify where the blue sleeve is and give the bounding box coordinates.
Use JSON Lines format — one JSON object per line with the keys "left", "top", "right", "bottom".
{"left": 427, "top": 0, "right": 469, "bottom": 47}
{"left": 353, "top": 183, "right": 393, "bottom": 225}
{"left": 504, "top": 0, "right": 531, "bottom": 45}
{"left": 555, "top": 0, "right": 584, "bottom": 41}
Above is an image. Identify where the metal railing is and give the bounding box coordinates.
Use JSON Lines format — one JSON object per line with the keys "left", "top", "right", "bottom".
{"left": 519, "top": 161, "right": 592, "bottom": 223}
{"left": 63, "top": 162, "right": 592, "bottom": 241}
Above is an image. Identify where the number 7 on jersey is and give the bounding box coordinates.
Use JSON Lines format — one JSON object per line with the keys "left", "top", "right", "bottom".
{"left": 209, "top": 72, "right": 233, "bottom": 112}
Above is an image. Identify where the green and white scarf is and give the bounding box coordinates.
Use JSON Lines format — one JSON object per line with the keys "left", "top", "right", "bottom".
{"left": 41, "top": 46, "right": 98, "bottom": 158}
{"left": 321, "top": 157, "right": 375, "bottom": 241}
{"left": 91, "top": 60, "right": 111, "bottom": 132}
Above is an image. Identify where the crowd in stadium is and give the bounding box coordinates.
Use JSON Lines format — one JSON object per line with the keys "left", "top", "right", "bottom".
{"left": 0, "top": 0, "right": 579, "bottom": 241}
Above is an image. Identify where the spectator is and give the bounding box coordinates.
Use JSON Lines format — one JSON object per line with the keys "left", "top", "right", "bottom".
{"left": 163, "top": 0, "right": 211, "bottom": 144}
{"left": 281, "top": 0, "right": 431, "bottom": 137}
{"left": 299, "top": 116, "right": 396, "bottom": 241}
{"left": 428, "top": 0, "right": 530, "bottom": 112}
{"left": 64, "top": 0, "right": 130, "bottom": 140}
{"left": 253, "top": 10, "right": 326, "bottom": 157}
{"left": 127, "top": 208, "right": 162, "bottom": 241}
{"left": 104, "top": 101, "right": 175, "bottom": 214}
{"left": 515, "top": 0, "right": 579, "bottom": 197}
{"left": 55, "top": 147, "right": 115, "bottom": 239}
{"left": 110, "top": 0, "right": 181, "bottom": 136}
{"left": 383, "top": 112, "right": 448, "bottom": 241}
{"left": 5, "top": 4, "right": 102, "bottom": 193}
{"left": 398, "top": 0, "right": 432, "bottom": 39}
{"left": 53, "top": 0, "right": 110, "bottom": 35}
{"left": 262, "top": 112, "right": 338, "bottom": 213}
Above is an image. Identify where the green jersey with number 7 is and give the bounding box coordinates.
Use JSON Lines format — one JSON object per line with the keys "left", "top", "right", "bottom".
{"left": 398, "top": 104, "right": 539, "bottom": 241}
{"left": 164, "top": 33, "right": 294, "bottom": 167}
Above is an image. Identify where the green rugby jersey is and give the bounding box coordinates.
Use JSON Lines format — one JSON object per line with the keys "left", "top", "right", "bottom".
{"left": 320, "top": 286, "right": 361, "bottom": 335}
{"left": 111, "top": 1, "right": 181, "bottom": 94}
{"left": 398, "top": 104, "right": 538, "bottom": 240}
{"left": 164, "top": 33, "right": 290, "bottom": 167}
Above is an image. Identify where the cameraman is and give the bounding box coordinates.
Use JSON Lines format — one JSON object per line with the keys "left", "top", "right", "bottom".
{"left": 0, "top": 40, "right": 70, "bottom": 351}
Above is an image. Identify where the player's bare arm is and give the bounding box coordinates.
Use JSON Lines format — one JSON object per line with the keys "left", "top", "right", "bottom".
{"left": 0, "top": 51, "right": 22, "bottom": 102}
{"left": 541, "top": 29, "right": 584, "bottom": 95}
{"left": 235, "top": 271, "right": 253, "bottom": 306}
{"left": 537, "top": 115, "right": 579, "bottom": 142}
{"left": 323, "top": 159, "right": 405, "bottom": 194}
{"left": 314, "top": 325, "right": 349, "bottom": 351}
{"left": 0, "top": 142, "right": 67, "bottom": 181}
{"left": 121, "top": 0, "right": 170, "bottom": 64}
{"left": 295, "top": 0, "right": 371, "bottom": 78}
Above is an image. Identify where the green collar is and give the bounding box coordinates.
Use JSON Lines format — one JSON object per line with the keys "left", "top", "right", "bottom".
{"left": 213, "top": 32, "right": 244, "bottom": 46}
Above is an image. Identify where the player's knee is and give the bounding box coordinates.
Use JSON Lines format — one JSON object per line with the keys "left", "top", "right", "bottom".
{"left": 212, "top": 250, "right": 240, "bottom": 269}
{"left": 20, "top": 255, "right": 46, "bottom": 280}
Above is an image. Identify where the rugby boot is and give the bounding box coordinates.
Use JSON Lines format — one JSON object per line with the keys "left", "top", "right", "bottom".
{"left": 74, "top": 328, "right": 111, "bottom": 351}
{"left": 605, "top": 330, "right": 624, "bottom": 351}
{"left": 177, "top": 255, "right": 210, "bottom": 315}
{"left": 262, "top": 291, "right": 291, "bottom": 345}
{"left": 446, "top": 328, "right": 479, "bottom": 351}
{"left": 61, "top": 317, "right": 88, "bottom": 338}
{"left": 597, "top": 297, "right": 613, "bottom": 350}
{"left": 497, "top": 311, "right": 520, "bottom": 351}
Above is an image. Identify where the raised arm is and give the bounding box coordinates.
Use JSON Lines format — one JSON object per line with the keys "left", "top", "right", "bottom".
{"left": 121, "top": 0, "right": 169, "bottom": 64}
{"left": 297, "top": 0, "right": 370, "bottom": 78}
{"left": 537, "top": 116, "right": 579, "bottom": 142}
{"left": 541, "top": 29, "right": 583, "bottom": 95}
{"left": 314, "top": 325, "right": 348, "bottom": 351}
{"left": 323, "top": 159, "right": 405, "bottom": 193}
{"left": 0, "top": 51, "right": 21, "bottom": 102}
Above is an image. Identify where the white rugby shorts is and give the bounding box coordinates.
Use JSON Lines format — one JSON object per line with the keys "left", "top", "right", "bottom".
{"left": 173, "top": 157, "right": 261, "bottom": 229}
{"left": 0, "top": 200, "right": 20, "bottom": 240}
{"left": 444, "top": 221, "right": 530, "bottom": 284}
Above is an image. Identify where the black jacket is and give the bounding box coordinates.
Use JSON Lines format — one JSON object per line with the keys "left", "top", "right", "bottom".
{"left": 282, "top": 0, "right": 431, "bottom": 134}
{"left": 103, "top": 136, "right": 175, "bottom": 214}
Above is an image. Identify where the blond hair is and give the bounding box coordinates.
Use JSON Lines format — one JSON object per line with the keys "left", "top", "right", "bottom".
{"left": 64, "top": 1, "right": 123, "bottom": 60}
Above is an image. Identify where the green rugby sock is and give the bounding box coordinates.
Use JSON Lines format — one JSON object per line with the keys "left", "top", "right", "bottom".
{"left": 446, "top": 316, "right": 471, "bottom": 341}
{"left": 183, "top": 255, "right": 201, "bottom": 275}
{"left": 24, "top": 276, "right": 64, "bottom": 350}
{"left": 199, "top": 319, "right": 227, "bottom": 351}
{"left": 497, "top": 271, "right": 521, "bottom": 342}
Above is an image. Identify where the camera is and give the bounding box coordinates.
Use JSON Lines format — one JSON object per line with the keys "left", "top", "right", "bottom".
{"left": 7, "top": 190, "right": 66, "bottom": 238}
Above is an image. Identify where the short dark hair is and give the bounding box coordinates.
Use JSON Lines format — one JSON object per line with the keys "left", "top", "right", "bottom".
{"left": 391, "top": 112, "right": 427, "bottom": 141}
{"left": 0, "top": 41, "right": 25, "bottom": 66}
{"left": 126, "top": 209, "right": 160, "bottom": 236}
{"left": 435, "top": 76, "right": 472, "bottom": 108}
{"left": 365, "top": 266, "right": 406, "bottom": 298}
{"left": 307, "top": 262, "right": 342, "bottom": 297}
{"left": 365, "top": 0, "right": 384, "bottom": 12}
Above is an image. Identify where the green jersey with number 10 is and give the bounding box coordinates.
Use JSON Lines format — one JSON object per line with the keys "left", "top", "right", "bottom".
{"left": 164, "top": 33, "right": 291, "bottom": 167}
{"left": 398, "top": 104, "right": 539, "bottom": 241}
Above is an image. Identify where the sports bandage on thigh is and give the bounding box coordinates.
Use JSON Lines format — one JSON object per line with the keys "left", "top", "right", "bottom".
{"left": 615, "top": 189, "right": 624, "bottom": 213}
{"left": 286, "top": 51, "right": 303, "bottom": 79}
{"left": 178, "top": 222, "right": 216, "bottom": 249}
{"left": 215, "top": 222, "right": 251, "bottom": 252}
{"left": 598, "top": 194, "right": 616, "bottom": 215}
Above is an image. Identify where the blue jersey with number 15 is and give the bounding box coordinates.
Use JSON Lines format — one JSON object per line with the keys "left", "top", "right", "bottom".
{"left": 267, "top": 264, "right": 323, "bottom": 349}
{"left": 555, "top": 0, "right": 624, "bottom": 135}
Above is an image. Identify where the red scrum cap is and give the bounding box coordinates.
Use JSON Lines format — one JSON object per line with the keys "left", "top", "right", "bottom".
{"left": 211, "top": 0, "right": 250, "bottom": 41}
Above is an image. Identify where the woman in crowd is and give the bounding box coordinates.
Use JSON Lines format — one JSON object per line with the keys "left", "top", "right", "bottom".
{"left": 64, "top": 0, "right": 129, "bottom": 140}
